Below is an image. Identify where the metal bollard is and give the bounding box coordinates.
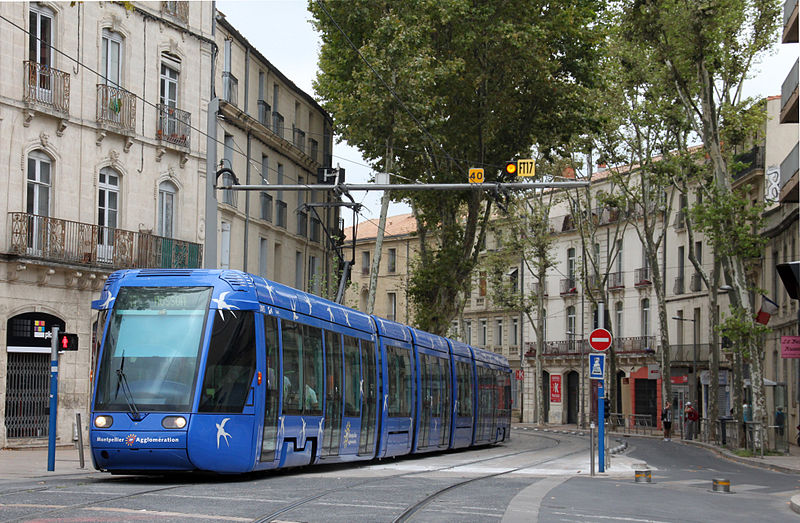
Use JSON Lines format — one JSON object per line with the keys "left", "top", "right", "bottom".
{"left": 76, "top": 412, "right": 85, "bottom": 469}
{"left": 712, "top": 478, "right": 731, "bottom": 493}
{"left": 634, "top": 469, "right": 651, "bottom": 483}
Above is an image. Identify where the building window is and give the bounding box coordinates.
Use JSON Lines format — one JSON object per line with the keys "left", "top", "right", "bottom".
{"left": 567, "top": 247, "right": 576, "bottom": 282}
{"left": 295, "top": 251, "right": 303, "bottom": 290}
{"left": 511, "top": 318, "right": 519, "bottom": 346}
{"left": 388, "top": 248, "right": 396, "bottom": 273}
{"left": 27, "top": 151, "right": 51, "bottom": 218}
{"left": 29, "top": 5, "right": 53, "bottom": 68}
{"left": 479, "top": 272, "right": 487, "bottom": 297}
{"left": 158, "top": 180, "right": 177, "bottom": 238}
{"left": 615, "top": 301, "right": 623, "bottom": 338}
{"left": 480, "top": 319, "right": 487, "bottom": 346}
{"left": 361, "top": 251, "right": 370, "bottom": 275}
{"left": 101, "top": 29, "right": 122, "bottom": 87}
{"left": 509, "top": 267, "right": 519, "bottom": 293}
{"left": 259, "top": 238, "right": 268, "bottom": 278}
{"left": 641, "top": 298, "right": 650, "bottom": 338}
{"left": 160, "top": 53, "right": 179, "bottom": 111}
{"left": 308, "top": 255, "right": 318, "bottom": 294}
{"left": 567, "top": 306, "right": 576, "bottom": 348}
{"left": 98, "top": 168, "right": 119, "bottom": 250}
{"left": 220, "top": 221, "right": 231, "bottom": 269}
{"left": 465, "top": 320, "right": 472, "bottom": 344}
{"left": 388, "top": 292, "right": 397, "bottom": 321}
{"left": 221, "top": 134, "right": 236, "bottom": 206}
{"left": 495, "top": 319, "right": 503, "bottom": 346}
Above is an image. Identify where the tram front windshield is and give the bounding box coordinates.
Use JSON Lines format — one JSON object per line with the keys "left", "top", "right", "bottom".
{"left": 94, "top": 286, "right": 212, "bottom": 412}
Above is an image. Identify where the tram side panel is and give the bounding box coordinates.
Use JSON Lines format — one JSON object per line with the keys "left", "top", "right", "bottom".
{"left": 409, "top": 328, "right": 452, "bottom": 454}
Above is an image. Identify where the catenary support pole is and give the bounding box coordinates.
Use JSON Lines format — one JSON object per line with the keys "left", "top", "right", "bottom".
{"left": 47, "top": 326, "right": 59, "bottom": 471}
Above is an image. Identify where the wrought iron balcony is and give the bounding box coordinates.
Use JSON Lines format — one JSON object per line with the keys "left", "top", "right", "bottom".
{"left": 608, "top": 271, "right": 624, "bottom": 289}
{"left": 8, "top": 212, "right": 202, "bottom": 269}
{"left": 532, "top": 278, "right": 548, "bottom": 296}
{"left": 276, "top": 200, "right": 287, "bottom": 229}
{"left": 23, "top": 61, "right": 70, "bottom": 113}
{"left": 690, "top": 272, "right": 703, "bottom": 292}
{"left": 222, "top": 71, "right": 238, "bottom": 107}
{"left": 156, "top": 103, "right": 190, "bottom": 148}
{"left": 310, "top": 217, "right": 321, "bottom": 243}
{"left": 559, "top": 277, "right": 577, "bottom": 295}
{"left": 96, "top": 84, "right": 136, "bottom": 133}
{"left": 674, "top": 275, "right": 685, "bottom": 295}
{"left": 634, "top": 267, "right": 652, "bottom": 286}
{"left": 309, "top": 138, "right": 319, "bottom": 164}
{"left": 258, "top": 99, "right": 271, "bottom": 126}
{"left": 297, "top": 210, "right": 308, "bottom": 238}
{"left": 731, "top": 145, "right": 765, "bottom": 182}
{"left": 293, "top": 127, "right": 306, "bottom": 153}
{"left": 536, "top": 335, "right": 657, "bottom": 357}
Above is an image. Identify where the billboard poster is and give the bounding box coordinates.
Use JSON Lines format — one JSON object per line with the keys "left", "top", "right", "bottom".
{"left": 550, "top": 375, "right": 562, "bottom": 403}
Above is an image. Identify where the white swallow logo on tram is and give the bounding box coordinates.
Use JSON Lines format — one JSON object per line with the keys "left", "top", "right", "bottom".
{"left": 303, "top": 295, "right": 312, "bottom": 313}
{"left": 264, "top": 282, "right": 275, "bottom": 301}
{"left": 343, "top": 309, "right": 351, "bottom": 327}
{"left": 216, "top": 418, "right": 232, "bottom": 448}
{"left": 212, "top": 292, "right": 239, "bottom": 319}
{"left": 327, "top": 307, "right": 334, "bottom": 322}
{"left": 300, "top": 418, "right": 307, "bottom": 443}
{"left": 100, "top": 291, "right": 115, "bottom": 309}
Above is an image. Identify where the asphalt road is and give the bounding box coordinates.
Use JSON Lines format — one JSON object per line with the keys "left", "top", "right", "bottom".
{"left": 0, "top": 432, "right": 797, "bottom": 522}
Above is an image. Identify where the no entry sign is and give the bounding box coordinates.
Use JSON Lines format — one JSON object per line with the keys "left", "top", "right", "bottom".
{"left": 589, "top": 328, "right": 612, "bottom": 351}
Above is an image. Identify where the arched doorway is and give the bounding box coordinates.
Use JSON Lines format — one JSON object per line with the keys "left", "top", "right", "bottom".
{"left": 5, "top": 312, "right": 65, "bottom": 439}
{"left": 566, "top": 370, "right": 579, "bottom": 424}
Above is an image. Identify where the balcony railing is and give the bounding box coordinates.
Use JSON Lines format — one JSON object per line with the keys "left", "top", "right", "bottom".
{"left": 309, "top": 139, "right": 319, "bottom": 163}
{"left": 609, "top": 271, "right": 624, "bottom": 289}
{"left": 634, "top": 267, "right": 652, "bottom": 286}
{"left": 156, "top": 104, "right": 190, "bottom": 148}
{"left": 674, "top": 275, "right": 685, "bottom": 295}
{"left": 534, "top": 335, "right": 657, "bottom": 357}
{"left": 293, "top": 127, "right": 306, "bottom": 153}
{"left": 559, "top": 277, "right": 577, "bottom": 295}
{"left": 272, "top": 111, "right": 285, "bottom": 139}
{"left": 297, "top": 210, "right": 308, "bottom": 238}
{"left": 690, "top": 272, "right": 703, "bottom": 292}
{"left": 8, "top": 212, "right": 202, "bottom": 269}
{"left": 732, "top": 145, "right": 765, "bottom": 181}
{"left": 162, "top": 1, "right": 189, "bottom": 24}
{"left": 532, "top": 278, "right": 548, "bottom": 296}
{"left": 782, "top": 59, "right": 799, "bottom": 119}
{"left": 222, "top": 71, "right": 238, "bottom": 107}
{"left": 260, "top": 192, "right": 272, "bottom": 222}
{"left": 258, "top": 99, "right": 271, "bottom": 126}
{"left": 96, "top": 84, "right": 135, "bottom": 132}
{"left": 673, "top": 209, "right": 686, "bottom": 229}
{"left": 23, "top": 61, "right": 70, "bottom": 113}
{"left": 276, "top": 200, "right": 287, "bottom": 228}
{"left": 782, "top": 141, "right": 799, "bottom": 190}
{"left": 310, "top": 217, "right": 321, "bottom": 243}
{"left": 670, "top": 343, "right": 711, "bottom": 363}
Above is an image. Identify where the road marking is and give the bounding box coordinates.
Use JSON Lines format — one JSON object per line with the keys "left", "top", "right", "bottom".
{"left": 85, "top": 506, "right": 252, "bottom": 521}
{"left": 550, "top": 511, "right": 673, "bottom": 523}
{"left": 503, "top": 476, "right": 569, "bottom": 522}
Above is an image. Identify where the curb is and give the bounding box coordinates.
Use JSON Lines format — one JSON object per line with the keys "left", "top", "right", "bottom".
{"left": 792, "top": 494, "right": 800, "bottom": 515}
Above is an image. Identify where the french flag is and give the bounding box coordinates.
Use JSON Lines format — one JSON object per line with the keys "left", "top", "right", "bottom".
{"left": 756, "top": 295, "right": 779, "bottom": 325}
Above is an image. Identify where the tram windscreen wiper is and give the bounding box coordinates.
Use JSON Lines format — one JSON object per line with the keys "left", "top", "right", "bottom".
{"left": 116, "top": 368, "right": 141, "bottom": 420}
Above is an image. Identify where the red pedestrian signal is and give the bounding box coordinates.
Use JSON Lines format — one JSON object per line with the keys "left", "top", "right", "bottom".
{"left": 59, "top": 333, "right": 79, "bottom": 351}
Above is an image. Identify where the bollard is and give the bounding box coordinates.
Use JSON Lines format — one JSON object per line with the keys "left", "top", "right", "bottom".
{"left": 76, "top": 412, "right": 85, "bottom": 469}
{"left": 712, "top": 478, "right": 731, "bottom": 493}
{"left": 634, "top": 469, "right": 651, "bottom": 483}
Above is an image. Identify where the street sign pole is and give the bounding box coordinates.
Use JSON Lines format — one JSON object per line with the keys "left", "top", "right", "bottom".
{"left": 47, "top": 326, "right": 59, "bottom": 471}
{"left": 598, "top": 378, "right": 605, "bottom": 473}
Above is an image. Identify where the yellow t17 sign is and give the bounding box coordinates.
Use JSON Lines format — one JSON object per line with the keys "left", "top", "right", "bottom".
{"left": 468, "top": 168, "right": 485, "bottom": 184}
{"left": 517, "top": 159, "right": 535, "bottom": 177}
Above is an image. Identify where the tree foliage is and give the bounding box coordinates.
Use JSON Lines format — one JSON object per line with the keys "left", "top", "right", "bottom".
{"left": 310, "top": 0, "right": 605, "bottom": 334}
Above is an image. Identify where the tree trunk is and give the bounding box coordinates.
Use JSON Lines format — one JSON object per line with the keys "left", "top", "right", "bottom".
{"left": 366, "top": 138, "right": 393, "bottom": 315}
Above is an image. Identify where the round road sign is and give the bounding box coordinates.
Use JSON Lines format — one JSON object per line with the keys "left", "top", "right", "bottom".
{"left": 589, "top": 328, "right": 612, "bottom": 351}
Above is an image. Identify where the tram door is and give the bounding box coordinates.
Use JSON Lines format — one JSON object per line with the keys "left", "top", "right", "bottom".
{"left": 358, "top": 340, "right": 377, "bottom": 456}
{"left": 321, "top": 331, "right": 343, "bottom": 457}
{"left": 341, "top": 335, "right": 361, "bottom": 455}
{"left": 260, "top": 316, "right": 280, "bottom": 462}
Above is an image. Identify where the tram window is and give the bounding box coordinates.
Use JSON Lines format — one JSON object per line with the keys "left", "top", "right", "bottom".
{"left": 302, "top": 325, "right": 323, "bottom": 415}
{"left": 343, "top": 335, "right": 361, "bottom": 416}
{"left": 199, "top": 311, "right": 257, "bottom": 413}
{"left": 457, "top": 362, "right": 472, "bottom": 417}
{"left": 281, "top": 320, "right": 303, "bottom": 414}
{"left": 386, "top": 345, "right": 411, "bottom": 417}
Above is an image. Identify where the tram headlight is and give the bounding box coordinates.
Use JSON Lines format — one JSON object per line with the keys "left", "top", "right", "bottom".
{"left": 94, "top": 415, "right": 113, "bottom": 428}
{"left": 162, "top": 416, "right": 187, "bottom": 429}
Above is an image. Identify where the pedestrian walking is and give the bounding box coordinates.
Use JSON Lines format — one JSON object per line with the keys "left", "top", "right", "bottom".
{"left": 684, "top": 402, "right": 699, "bottom": 440}
{"left": 661, "top": 401, "right": 673, "bottom": 441}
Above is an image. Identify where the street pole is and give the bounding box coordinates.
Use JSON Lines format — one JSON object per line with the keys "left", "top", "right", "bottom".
{"left": 693, "top": 317, "right": 698, "bottom": 407}
{"left": 598, "top": 378, "right": 605, "bottom": 473}
{"left": 47, "top": 326, "right": 59, "bottom": 471}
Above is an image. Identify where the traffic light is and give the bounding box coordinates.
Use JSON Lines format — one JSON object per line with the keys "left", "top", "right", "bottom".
{"left": 58, "top": 332, "right": 78, "bottom": 351}
{"left": 503, "top": 161, "right": 518, "bottom": 176}
{"left": 603, "top": 397, "right": 610, "bottom": 419}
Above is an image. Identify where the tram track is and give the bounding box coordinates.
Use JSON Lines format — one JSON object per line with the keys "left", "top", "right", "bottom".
{"left": 251, "top": 429, "right": 584, "bottom": 523}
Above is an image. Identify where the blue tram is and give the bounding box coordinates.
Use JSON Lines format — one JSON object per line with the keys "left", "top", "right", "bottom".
{"left": 89, "top": 269, "right": 511, "bottom": 473}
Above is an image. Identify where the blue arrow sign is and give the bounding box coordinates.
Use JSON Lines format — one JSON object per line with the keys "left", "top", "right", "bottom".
{"left": 589, "top": 353, "right": 605, "bottom": 380}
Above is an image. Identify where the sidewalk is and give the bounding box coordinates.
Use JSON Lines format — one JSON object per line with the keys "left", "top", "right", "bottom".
{"left": 0, "top": 445, "right": 97, "bottom": 482}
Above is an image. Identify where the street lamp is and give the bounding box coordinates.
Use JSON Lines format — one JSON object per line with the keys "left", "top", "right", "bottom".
{"left": 672, "top": 315, "right": 698, "bottom": 407}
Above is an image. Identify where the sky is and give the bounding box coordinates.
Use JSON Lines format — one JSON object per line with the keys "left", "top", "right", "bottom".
{"left": 216, "top": 0, "right": 798, "bottom": 227}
